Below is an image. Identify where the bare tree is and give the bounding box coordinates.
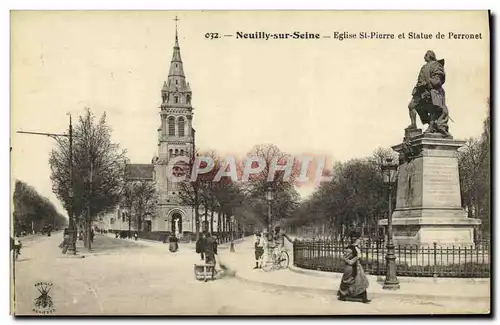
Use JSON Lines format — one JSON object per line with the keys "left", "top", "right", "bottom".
{"left": 243, "top": 144, "right": 301, "bottom": 229}
{"left": 120, "top": 179, "right": 158, "bottom": 233}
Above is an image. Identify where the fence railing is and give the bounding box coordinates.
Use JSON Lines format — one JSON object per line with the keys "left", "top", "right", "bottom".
{"left": 293, "top": 239, "right": 490, "bottom": 278}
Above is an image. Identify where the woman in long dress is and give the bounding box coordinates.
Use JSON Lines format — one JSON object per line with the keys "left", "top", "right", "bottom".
{"left": 337, "top": 231, "right": 370, "bottom": 303}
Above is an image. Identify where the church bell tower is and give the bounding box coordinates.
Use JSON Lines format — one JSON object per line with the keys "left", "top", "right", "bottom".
{"left": 153, "top": 16, "right": 195, "bottom": 234}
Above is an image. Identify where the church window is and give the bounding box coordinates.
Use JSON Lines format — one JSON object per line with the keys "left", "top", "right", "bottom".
{"left": 168, "top": 117, "right": 175, "bottom": 136}
{"left": 181, "top": 149, "right": 184, "bottom": 156}
{"left": 175, "top": 80, "right": 178, "bottom": 85}
{"left": 176, "top": 64, "right": 178, "bottom": 68}
{"left": 169, "top": 149, "right": 173, "bottom": 157}
{"left": 186, "top": 94, "right": 191, "bottom": 104}
{"left": 175, "top": 149, "right": 179, "bottom": 156}
{"left": 174, "top": 96, "right": 179, "bottom": 104}
{"left": 178, "top": 117, "right": 185, "bottom": 137}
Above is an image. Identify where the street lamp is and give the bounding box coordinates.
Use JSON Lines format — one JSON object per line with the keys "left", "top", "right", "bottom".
{"left": 17, "top": 114, "right": 76, "bottom": 255}
{"left": 266, "top": 186, "right": 274, "bottom": 234}
{"left": 381, "top": 157, "right": 400, "bottom": 290}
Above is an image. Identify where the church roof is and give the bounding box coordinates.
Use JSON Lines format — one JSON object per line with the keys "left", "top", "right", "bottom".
{"left": 125, "top": 164, "right": 154, "bottom": 181}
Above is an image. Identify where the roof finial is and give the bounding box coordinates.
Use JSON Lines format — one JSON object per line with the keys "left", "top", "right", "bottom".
{"left": 173, "top": 15, "right": 179, "bottom": 44}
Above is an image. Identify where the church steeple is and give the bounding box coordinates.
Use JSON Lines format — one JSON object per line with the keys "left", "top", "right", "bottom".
{"left": 161, "top": 15, "right": 192, "bottom": 108}
{"left": 158, "top": 15, "right": 194, "bottom": 154}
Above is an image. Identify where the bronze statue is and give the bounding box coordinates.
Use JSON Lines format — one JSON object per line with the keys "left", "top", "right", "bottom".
{"left": 408, "top": 50, "right": 451, "bottom": 137}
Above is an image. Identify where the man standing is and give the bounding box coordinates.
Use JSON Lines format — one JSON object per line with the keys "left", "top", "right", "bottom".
{"left": 196, "top": 233, "right": 205, "bottom": 260}
{"left": 203, "top": 232, "right": 217, "bottom": 266}
{"left": 273, "top": 226, "right": 293, "bottom": 257}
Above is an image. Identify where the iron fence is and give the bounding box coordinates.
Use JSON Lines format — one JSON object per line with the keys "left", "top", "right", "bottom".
{"left": 293, "top": 239, "right": 490, "bottom": 278}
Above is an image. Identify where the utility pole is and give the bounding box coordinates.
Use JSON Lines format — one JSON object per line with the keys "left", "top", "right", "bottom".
{"left": 17, "top": 114, "right": 77, "bottom": 254}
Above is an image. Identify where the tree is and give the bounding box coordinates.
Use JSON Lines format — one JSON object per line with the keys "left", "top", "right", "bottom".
{"left": 49, "top": 108, "right": 127, "bottom": 250}
{"left": 458, "top": 103, "right": 490, "bottom": 235}
{"left": 121, "top": 179, "right": 158, "bottom": 233}
{"left": 243, "top": 144, "right": 301, "bottom": 229}
{"left": 291, "top": 148, "right": 390, "bottom": 239}
{"left": 13, "top": 180, "right": 67, "bottom": 234}
{"left": 176, "top": 148, "right": 204, "bottom": 238}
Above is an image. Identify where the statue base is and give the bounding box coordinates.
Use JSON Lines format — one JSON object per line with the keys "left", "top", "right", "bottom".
{"left": 379, "top": 132, "right": 481, "bottom": 247}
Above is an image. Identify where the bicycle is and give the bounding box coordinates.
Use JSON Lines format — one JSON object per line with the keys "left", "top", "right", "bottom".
{"left": 261, "top": 248, "right": 289, "bottom": 272}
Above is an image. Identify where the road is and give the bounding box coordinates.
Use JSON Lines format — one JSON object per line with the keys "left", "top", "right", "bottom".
{"left": 12, "top": 234, "right": 490, "bottom": 315}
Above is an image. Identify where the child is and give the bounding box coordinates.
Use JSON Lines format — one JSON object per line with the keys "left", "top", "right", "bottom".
{"left": 254, "top": 232, "right": 264, "bottom": 269}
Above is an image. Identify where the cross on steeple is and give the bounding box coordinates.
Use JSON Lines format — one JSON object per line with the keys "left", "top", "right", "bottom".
{"left": 173, "top": 15, "right": 179, "bottom": 41}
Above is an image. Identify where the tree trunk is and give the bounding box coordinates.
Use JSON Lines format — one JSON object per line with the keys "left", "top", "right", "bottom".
{"left": 87, "top": 217, "right": 92, "bottom": 251}
{"left": 194, "top": 206, "right": 200, "bottom": 240}
{"left": 210, "top": 209, "right": 214, "bottom": 234}
{"left": 204, "top": 204, "right": 208, "bottom": 223}
{"left": 137, "top": 211, "right": 142, "bottom": 232}
{"left": 217, "top": 210, "right": 221, "bottom": 233}
{"left": 128, "top": 214, "right": 132, "bottom": 237}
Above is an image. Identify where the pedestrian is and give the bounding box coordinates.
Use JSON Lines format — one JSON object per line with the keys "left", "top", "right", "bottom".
{"left": 169, "top": 235, "right": 179, "bottom": 252}
{"left": 196, "top": 233, "right": 205, "bottom": 260}
{"left": 337, "top": 230, "right": 370, "bottom": 303}
{"left": 134, "top": 232, "right": 138, "bottom": 241}
{"left": 254, "top": 232, "right": 264, "bottom": 269}
{"left": 90, "top": 228, "right": 95, "bottom": 242}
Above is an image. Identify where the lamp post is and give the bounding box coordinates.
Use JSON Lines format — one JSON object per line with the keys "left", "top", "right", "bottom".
{"left": 17, "top": 114, "right": 76, "bottom": 254}
{"left": 265, "top": 186, "right": 274, "bottom": 234}
{"left": 381, "top": 158, "right": 400, "bottom": 290}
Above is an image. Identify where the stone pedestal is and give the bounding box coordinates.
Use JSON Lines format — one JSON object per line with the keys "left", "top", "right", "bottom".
{"left": 379, "top": 131, "right": 481, "bottom": 247}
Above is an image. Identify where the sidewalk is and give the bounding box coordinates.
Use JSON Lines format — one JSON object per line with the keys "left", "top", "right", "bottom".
{"left": 218, "top": 237, "right": 491, "bottom": 301}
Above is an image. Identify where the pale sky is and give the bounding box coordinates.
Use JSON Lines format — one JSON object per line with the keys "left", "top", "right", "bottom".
{"left": 10, "top": 11, "right": 490, "bottom": 216}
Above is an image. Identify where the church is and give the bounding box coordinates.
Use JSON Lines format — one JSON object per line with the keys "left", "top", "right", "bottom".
{"left": 101, "top": 19, "right": 210, "bottom": 237}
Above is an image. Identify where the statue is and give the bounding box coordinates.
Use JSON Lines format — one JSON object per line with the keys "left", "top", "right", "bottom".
{"left": 408, "top": 50, "right": 451, "bottom": 138}
{"left": 175, "top": 218, "right": 180, "bottom": 237}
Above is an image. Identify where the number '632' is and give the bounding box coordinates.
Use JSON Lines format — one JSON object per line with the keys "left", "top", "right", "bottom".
{"left": 205, "top": 33, "right": 219, "bottom": 40}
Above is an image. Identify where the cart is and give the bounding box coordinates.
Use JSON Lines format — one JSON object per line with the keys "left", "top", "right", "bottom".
{"left": 194, "top": 263, "right": 216, "bottom": 282}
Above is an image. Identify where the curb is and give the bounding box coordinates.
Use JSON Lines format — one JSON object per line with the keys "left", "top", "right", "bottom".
{"left": 289, "top": 265, "right": 491, "bottom": 284}
{"left": 232, "top": 269, "right": 490, "bottom": 301}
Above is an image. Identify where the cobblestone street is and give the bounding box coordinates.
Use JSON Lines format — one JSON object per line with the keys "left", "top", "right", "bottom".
{"left": 12, "top": 234, "right": 490, "bottom": 315}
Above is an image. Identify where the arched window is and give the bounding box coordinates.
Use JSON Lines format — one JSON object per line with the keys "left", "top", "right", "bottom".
{"left": 186, "top": 94, "right": 191, "bottom": 104}
{"left": 169, "top": 149, "right": 173, "bottom": 157}
{"left": 168, "top": 117, "right": 175, "bottom": 136}
{"left": 174, "top": 96, "right": 179, "bottom": 104}
{"left": 180, "top": 149, "right": 184, "bottom": 156}
{"left": 178, "top": 117, "right": 185, "bottom": 137}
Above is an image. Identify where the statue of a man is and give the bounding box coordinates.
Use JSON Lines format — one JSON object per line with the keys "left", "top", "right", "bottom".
{"left": 175, "top": 218, "right": 180, "bottom": 236}
{"left": 408, "top": 50, "right": 451, "bottom": 137}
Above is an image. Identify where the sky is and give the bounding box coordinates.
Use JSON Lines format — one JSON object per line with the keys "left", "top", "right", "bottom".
{"left": 10, "top": 11, "right": 490, "bottom": 216}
